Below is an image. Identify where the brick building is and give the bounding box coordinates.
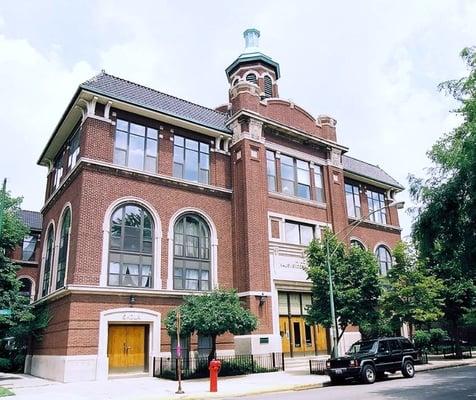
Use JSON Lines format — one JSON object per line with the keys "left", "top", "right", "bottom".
{"left": 26, "top": 29, "right": 403, "bottom": 382}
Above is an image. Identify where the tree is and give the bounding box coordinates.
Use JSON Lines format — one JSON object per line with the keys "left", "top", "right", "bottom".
{"left": 410, "top": 47, "right": 476, "bottom": 352}
{"left": 381, "top": 242, "right": 444, "bottom": 336}
{"left": 165, "top": 290, "right": 258, "bottom": 362}
{"left": 0, "top": 190, "right": 49, "bottom": 371}
{"left": 306, "top": 230, "right": 381, "bottom": 345}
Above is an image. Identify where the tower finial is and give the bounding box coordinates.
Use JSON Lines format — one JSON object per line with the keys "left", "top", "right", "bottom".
{"left": 243, "top": 28, "right": 260, "bottom": 51}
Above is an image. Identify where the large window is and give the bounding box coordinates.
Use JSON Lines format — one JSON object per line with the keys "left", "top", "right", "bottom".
{"left": 53, "top": 154, "right": 63, "bottom": 190}
{"left": 41, "top": 225, "right": 55, "bottom": 297}
{"left": 285, "top": 221, "right": 314, "bottom": 245}
{"left": 21, "top": 233, "right": 39, "bottom": 261}
{"left": 266, "top": 150, "right": 277, "bottom": 192}
{"left": 108, "top": 204, "right": 154, "bottom": 288}
{"left": 68, "top": 126, "right": 81, "bottom": 169}
{"left": 114, "top": 119, "right": 158, "bottom": 172}
{"left": 280, "top": 155, "right": 311, "bottom": 200}
{"left": 19, "top": 278, "right": 33, "bottom": 300}
{"left": 314, "top": 166, "right": 325, "bottom": 203}
{"left": 376, "top": 246, "right": 392, "bottom": 276}
{"left": 173, "top": 136, "right": 210, "bottom": 184}
{"left": 367, "top": 190, "right": 387, "bottom": 224}
{"left": 345, "top": 183, "right": 361, "bottom": 218}
{"left": 56, "top": 208, "right": 71, "bottom": 289}
{"left": 173, "top": 214, "right": 210, "bottom": 291}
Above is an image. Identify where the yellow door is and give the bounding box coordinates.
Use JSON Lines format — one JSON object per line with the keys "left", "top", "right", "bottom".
{"left": 290, "top": 317, "right": 304, "bottom": 354}
{"left": 108, "top": 325, "right": 146, "bottom": 371}
{"left": 315, "top": 324, "right": 328, "bottom": 353}
{"left": 279, "top": 317, "right": 291, "bottom": 353}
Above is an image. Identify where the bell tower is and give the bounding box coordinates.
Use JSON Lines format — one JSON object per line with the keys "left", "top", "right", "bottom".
{"left": 226, "top": 28, "right": 281, "bottom": 102}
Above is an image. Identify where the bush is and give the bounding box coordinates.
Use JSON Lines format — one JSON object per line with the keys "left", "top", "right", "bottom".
{"left": 413, "top": 330, "right": 431, "bottom": 350}
{"left": 429, "top": 328, "right": 448, "bottom": 345}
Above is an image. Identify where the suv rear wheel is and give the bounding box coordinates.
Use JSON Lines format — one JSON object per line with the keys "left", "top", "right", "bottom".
{"left": 361, "top": 364, "right": 376, "bottom": 384}
{"left": 401, "top": 360, "right": 415, "bottom": 378}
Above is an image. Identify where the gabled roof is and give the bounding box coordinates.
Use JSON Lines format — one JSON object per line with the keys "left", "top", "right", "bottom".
{"left": 19, "top": 210, "right": 42, "bottom": 231}
{"left": 81, "top": 72, "right": 230, "bottom": 133}
{"left": 343, "top": 155, "right": 404, "bottom": 190}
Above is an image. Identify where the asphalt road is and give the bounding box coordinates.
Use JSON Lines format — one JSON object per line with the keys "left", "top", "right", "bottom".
{"left": 225, "top": 365, "right": 476, "bottom": 400}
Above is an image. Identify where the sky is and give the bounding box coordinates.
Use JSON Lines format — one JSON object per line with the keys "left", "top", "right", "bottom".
{"left": 0, "top": 0, "right": 474, "bottom": 237}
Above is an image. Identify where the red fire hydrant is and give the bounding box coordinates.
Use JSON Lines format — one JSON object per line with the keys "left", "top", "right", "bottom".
{"left": 209, "top": 359, "right": 221, "bottom": 392}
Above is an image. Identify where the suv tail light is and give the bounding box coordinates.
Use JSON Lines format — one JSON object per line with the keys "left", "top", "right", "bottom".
{"left": 349, "top": 359, "right": 360, "bottom": 367}
{"left": 326, "top": 360, "right": 331, "bottom": 368}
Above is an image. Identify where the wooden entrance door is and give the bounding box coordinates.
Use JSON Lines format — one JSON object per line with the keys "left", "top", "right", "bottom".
{"left": 108, "top": 325, "right": 146, "bottom": 371}
{"left": 279, "top": 317, "right": 291, "bottom": 353}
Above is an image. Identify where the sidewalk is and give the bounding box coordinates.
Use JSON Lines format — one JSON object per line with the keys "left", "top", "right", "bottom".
{"left": 1, "top": 358, "right": 475, "bottom": 400}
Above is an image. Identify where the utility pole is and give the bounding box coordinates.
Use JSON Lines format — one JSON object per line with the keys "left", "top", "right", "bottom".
{"left": 0, "top": 178, "right": 6, "bottom": 240}
{"left": 175, "top": 308, "right": 184, "bottom": 394}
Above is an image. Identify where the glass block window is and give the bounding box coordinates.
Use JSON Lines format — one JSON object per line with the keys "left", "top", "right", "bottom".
{"left": 266, "top": 150, "right": 277, "bottom": 192}
{"left": 21, "top": 233, "right": 39, "bottom": 262}
{"left": 314, "top": 166, "right": 325, "bottom": 203}
{"left": 285, "top": 221, "right": 314, "bottom": 246}
{"left": 41, "top": 225, "right": 55, "bottom": 297}
{"left": 289, "top": 293, "right": 301, "bottom": 315}
{"left": 173, "top": 135, "right": 210, "bottom": 184}
{"left": 114, "top": 119, "right": 158, "bottom": 172}
{"left": 345, "top": 183, "right": 361, "bottom": 218}
{"left": 108, "top": 204, "right": 154, "bottom": 288}
{"left": 56, "top": 208, "right": 71, "bottom": 289}
{"left": 280, "top": 155, "right": 311, "bottom": 200}
{"left": 173, "top": 214, "right": 211, "bottom": 291}
{"left": 376, "top": 246, "right": 392, "bottom": 276}
{"left": 367, "top": 190, "right": 387, "bottom": 224}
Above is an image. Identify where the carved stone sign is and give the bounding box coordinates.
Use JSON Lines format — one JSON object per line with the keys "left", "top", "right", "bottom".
{"left": 272, "top": 252, "right": 309, "bottom": 282}
{"left": 121, "top": 312, "right": 142, "bottom": 321}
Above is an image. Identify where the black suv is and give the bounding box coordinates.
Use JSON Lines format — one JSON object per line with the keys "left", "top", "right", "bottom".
{"left": 326, "top": 337, "right": 418, "bottom": 384}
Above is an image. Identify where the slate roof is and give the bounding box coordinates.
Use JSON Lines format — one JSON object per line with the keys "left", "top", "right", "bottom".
{"left": 343, "top": 155, "right": 404, "bottom": 190}
{"left": 79, "top": 72, "right": 402, "bottom": 190}
{"left": 19, "top": 210, "right": 42, "bottom": 231}
{"left": 80, "top": 72, "right": 230, "bottom": 133}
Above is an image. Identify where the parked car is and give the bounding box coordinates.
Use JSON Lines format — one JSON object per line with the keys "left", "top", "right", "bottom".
{"left": 326, "top": 337, "right": 418, "bottom": 384}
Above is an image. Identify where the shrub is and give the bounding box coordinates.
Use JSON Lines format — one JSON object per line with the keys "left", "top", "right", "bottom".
{"left": 429, "top": 328, "right": 448, "bottom": 345}
{"left": 413, "top": 330, "right": 431, "bottom": 349}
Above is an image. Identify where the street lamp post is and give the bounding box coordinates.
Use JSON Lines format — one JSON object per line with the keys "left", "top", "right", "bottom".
{"left": 327, "top": 199, "right": 404, "bottom": 358}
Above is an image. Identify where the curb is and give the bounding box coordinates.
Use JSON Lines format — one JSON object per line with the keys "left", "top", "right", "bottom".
{"left": 162, "top": 362, "right": 476, "bottom": 400}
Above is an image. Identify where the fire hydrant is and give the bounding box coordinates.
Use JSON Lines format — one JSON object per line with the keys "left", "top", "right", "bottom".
{"left": 208, "top": 359, "right": 221, "bottom": 392}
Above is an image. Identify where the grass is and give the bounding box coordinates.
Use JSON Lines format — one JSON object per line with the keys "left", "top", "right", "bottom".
{"left": 0, "top": 387, "right": 14, "bottom": 397}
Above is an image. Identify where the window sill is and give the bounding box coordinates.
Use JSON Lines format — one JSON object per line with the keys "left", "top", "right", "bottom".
{"left": 348, "top": 217, "right": 402, "bottom": 232}
{"left": 268, "top": 192, "right": 326, "bottom": 209}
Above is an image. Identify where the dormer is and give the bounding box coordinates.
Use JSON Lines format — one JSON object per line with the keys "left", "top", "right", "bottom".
{"left": 226, "top": 29, "right": 280, "bottom": 100}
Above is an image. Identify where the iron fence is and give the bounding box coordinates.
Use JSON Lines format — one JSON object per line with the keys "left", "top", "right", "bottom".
{"left": 153, "top": 352, "right": 285, "bottom": 380}
{"left": 309, "top": 359, "right": 327, "bottom": 375}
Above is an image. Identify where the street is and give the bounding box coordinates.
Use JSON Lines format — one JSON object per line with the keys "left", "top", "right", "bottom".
{"left": 225, "top": 365, "right": 476, "bottom": 400}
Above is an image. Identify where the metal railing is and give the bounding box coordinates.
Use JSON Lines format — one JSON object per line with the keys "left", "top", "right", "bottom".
{"left": 309, "top": 359, "right": 327, "bottom": 375}
{"left": 153, "top": 352, "right": 285, "bottom": 380}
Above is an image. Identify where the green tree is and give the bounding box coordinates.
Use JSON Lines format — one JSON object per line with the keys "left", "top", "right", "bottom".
{"left": 410, "top": 47, "right": 476, "bottom": 352}
{"left": 381, "top": 242, "right": 444, "bottom": 336}
{"left": 306, "top": 230, "right": 381, "bottom": 345}
{"left": 165, "top": 290, "right": 258, "bottom": 362}
{"left": 0, "top": 190, "right": 49, "bottom": 371}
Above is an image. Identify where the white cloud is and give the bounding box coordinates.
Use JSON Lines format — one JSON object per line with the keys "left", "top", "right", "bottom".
{"left": 0, "top": 34, "right": 94, "bottom": 210}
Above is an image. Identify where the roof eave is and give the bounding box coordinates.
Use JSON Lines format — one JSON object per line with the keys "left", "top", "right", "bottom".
{"left": 225, "top": 54, "right": 281, "bottom": 79}
{"left": 344, "top": 170, "right": 404, "bottom": 191}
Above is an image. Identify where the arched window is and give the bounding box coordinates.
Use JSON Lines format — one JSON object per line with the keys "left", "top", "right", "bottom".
{"left": 376, "top": 246, "right": 392, "bottom": 276}
{"left": 246, "top": 73, "right": 257, "bottom": 84}
{"left": 350, "top": 239, "right": 365, "bottom": 250}
{"left": 173, "top": 214, "right": 210, "bottom": 291}
{"left": 56, "top": 208, "right": 71, "bottom": 290}
{"left": 108, "top": 204, "right": 154, "bottom": 287}
{"left": 264, "top": 76, "right": 273, "bottom": 97}
{"left": 233, "top": 78, "right": 239, "bottom": 86}
{"left": 41, "top": 225, "right": 55, "bottom": 297}
{"left": 19, "top": 278, "right": 33, "bottom": 300}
